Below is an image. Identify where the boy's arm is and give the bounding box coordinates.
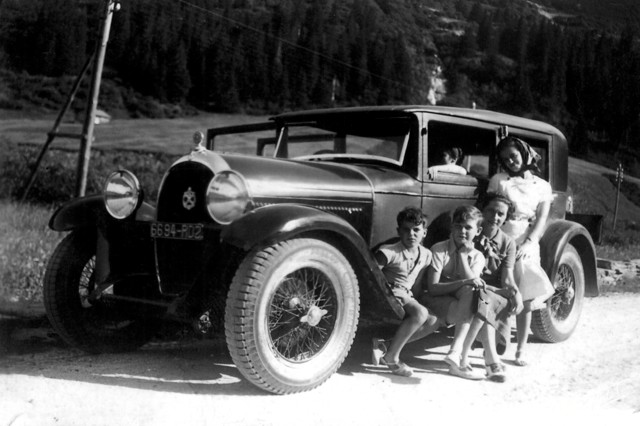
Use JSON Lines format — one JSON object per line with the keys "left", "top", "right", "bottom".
{"left": 456, "top": 246, "right": 484, "bottom": 279}
{"left": 426, "top": 265, "right": 479, "bottom": 296}
{"left": 375, "top": 251, "right": 388, "bottom": 268}
{"left": 500, "top": 267, "right": 524, "bottom": 314}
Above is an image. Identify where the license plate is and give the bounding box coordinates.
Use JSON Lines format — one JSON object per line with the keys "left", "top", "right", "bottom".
{"left": 150, "top": 222, "right": 204, "bottom": 240}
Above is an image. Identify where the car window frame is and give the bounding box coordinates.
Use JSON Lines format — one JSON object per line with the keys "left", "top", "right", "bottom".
{"left": 421, "top": 113, "right": 500, "bottom": 184}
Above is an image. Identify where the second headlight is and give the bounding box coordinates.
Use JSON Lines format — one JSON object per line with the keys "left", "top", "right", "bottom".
{"left": 206, "top": 170, "right": 251, "bottom": 224}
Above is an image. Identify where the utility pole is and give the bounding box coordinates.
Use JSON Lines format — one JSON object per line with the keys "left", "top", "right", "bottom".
{"left": 76, "top": 0, "right": 119, "bottom": 197}
{"left": 20, "top": 0, "right": 119, "bottom": 201}
{"left": 613, "top": 162, "right": 624, "bottom": 231}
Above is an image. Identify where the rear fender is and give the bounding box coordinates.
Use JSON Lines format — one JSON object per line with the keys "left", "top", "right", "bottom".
{"left": 49, "top": 195, "right": 155, "bottom": 231}
{"left": 540, "top": 219, "right": 599, "bottom": 297}
{"left": 221, "top": 204, "right": 404, "bottom": 319}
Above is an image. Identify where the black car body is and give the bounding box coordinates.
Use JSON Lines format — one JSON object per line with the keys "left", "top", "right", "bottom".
{"left": 44, "top": 106, "right": 598, "bottom": 394}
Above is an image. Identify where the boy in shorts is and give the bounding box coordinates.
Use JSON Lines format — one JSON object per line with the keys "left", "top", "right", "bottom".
{"left": 370, "top": 207, "right": 438, "bottom": 377}
{"left": 424, "top": 205, "right": 486, "bottom": 380}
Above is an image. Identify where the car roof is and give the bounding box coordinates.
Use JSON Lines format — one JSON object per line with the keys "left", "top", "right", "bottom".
{"left": 273, "top": 105, "right": 565, "bottom": 140}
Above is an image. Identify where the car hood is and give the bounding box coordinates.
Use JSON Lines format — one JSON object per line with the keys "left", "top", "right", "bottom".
{"left": 221, "top": 154, "right": 374, "bottom": 201}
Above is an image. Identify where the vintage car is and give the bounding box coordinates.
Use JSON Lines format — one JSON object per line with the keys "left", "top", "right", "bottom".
{"left": 43, "top": 106, "right": 598, "bottom": 394}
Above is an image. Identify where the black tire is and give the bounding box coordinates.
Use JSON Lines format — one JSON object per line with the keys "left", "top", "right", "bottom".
{"left": 532, "top": 244, "right": 585, "bottom": 343}
{"left": 44, "top": 231, "right": 158, "bottom": 353}
{"left": 225, "top": 238, "right": 360, "bottom": 394}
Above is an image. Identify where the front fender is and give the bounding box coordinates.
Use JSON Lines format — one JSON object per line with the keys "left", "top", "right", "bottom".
{"left": 221, "top": 204, "right": 404, "bottom": 319}
{"left": 540, "top": 219, "right": 599, "bottom": 297}
{"left": 49, "top": 195, "right": 156, "bottom": 231}
{"left": 221, "top": 204, "right": 364, "bottom": 251}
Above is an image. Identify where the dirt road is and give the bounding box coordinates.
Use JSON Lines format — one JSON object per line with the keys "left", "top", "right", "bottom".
{"left": 1, "top": 293, "right": 639, "bottom": 426}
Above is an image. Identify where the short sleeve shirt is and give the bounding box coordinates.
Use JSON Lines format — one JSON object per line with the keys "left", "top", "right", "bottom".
{"left": 474, "top": 229, "right": 516, "bottom": 287}
{"left": 429, "top": 239, "right": 485, "bottom": 283}
{"left": 377, "top": 241, "right": 432, "bottom": 291}
{"left": 488, "top": 172, "right": 553, "bottom": 220}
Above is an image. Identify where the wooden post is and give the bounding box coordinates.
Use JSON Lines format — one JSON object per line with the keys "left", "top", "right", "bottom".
{"left": 613, "top": 162, "right": 623, "bottom": 231}
{"left": 75, "top": 0, "right": 117, "bottom": 197}
{"left": 20, "top": 52, "right": 95, "bottom": 202}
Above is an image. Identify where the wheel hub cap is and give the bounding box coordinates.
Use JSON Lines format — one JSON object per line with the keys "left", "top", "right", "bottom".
{"left": 300, "top": 306, "right": 328, "bottom": 327}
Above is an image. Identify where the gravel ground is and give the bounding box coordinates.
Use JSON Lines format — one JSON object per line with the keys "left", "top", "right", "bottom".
{"left": 1, "top": 292, "right": 639, "bottom": 426}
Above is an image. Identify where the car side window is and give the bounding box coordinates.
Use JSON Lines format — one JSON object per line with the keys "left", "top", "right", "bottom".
{"left": 426, "top": 120, "right": 494, "bottom": 182}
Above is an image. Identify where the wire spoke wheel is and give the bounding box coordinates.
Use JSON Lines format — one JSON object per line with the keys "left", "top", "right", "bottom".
{"left": 225, "top": 238, "right": 359, "bottom": 394}
{"left": 532, "top": 244, "right": 585, "bottom": 343}
{"left": 268, "top": 267, "right": 338, "bottom": 361}
{"left": 44, "top": 231, "right": 159, "bottom": 353}
{"left": 549, "top": 263, "right": 576, "bottom": 322}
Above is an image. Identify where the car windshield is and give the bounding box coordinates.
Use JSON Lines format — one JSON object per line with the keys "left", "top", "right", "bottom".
{"left": 208, "top": 115, "right": 413, "bottom": 166}
{"left": 277, "top": 117, "right": 411, "bottom": 166}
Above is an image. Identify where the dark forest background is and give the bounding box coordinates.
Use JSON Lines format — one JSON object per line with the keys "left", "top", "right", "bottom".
{"left": 2, "top": 0, "right": 640, "bottom": 172}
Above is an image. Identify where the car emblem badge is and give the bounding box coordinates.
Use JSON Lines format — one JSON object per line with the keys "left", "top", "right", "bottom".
{"left": 182, "top": 187, "right": 196, "bottom": 210}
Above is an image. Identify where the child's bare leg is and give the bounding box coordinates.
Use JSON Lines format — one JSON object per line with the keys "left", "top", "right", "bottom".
{"left": 480, "top": 324, "right": 507, "bottom": 382}
{"left": 444, "top": 287, "right": 475, "bottom": 365}
{"left": 449, "top": 321, "right": 470, "bottom": 355}
{"left": 384, "top": 300, "right": 429, "bottom": 364}
{"left": 460, "top": 316, "right": 484, "bottom": 367}
{"left": 480, "top": 324, "right": 500, "bottom": 366}
{"left": 515, "top": 310, "right": 531, "bottom": 366}
{"left": 407, "top": 312, "right": 441, "bottom": 343}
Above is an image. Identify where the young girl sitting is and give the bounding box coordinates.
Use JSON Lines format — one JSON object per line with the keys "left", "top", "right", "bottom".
{"left": 488, "top": 136, "right": 556, "bottom": 366}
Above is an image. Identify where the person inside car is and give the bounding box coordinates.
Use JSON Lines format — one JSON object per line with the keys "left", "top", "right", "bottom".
{"left": 427, "top": 147, "right": 467, "bottom": 179}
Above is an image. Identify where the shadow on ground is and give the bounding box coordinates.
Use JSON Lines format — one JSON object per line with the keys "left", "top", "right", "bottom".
{"left": 0, "top": 316, "right": 527, "bottom": 395}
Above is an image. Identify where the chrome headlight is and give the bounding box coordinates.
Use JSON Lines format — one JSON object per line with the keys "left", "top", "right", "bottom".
{"left": 206, "top": 170, "right": 251, "bottom": 224}
{"left": 103, "top": 169, "right": 141, "bottom": 219}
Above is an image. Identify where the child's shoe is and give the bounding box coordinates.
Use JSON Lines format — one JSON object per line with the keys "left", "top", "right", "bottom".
{"left": 444, "top": 350, "right": 461, "bottom": 368}
{"left": 371, "top": 338, "right": 387, "bottom": 366}
{"left": 448, "top": 364, "right": 484, "bottom": 380}
{"left": 485, "top": 363, "right": 507, "bottom": 382}
{"left": 380, "top": 357, "right": 413, "bottom": 377}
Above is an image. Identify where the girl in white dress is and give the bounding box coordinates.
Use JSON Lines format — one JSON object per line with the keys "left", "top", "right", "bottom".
{"left": 488, "top": 136, "right": 555, "bottom": 366}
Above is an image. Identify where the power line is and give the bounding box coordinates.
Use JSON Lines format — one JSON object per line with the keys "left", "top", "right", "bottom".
{"left": 171, "top": 0, "right": 418, "bottom": 92}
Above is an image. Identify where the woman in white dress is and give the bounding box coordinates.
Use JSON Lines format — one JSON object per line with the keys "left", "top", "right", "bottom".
{"left": 488, "top": 136, "right": 555, "bottom": 366}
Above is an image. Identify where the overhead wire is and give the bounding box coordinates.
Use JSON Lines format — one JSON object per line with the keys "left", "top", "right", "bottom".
{"left": 170, "top": 0, "right": 418, "bottom": 93}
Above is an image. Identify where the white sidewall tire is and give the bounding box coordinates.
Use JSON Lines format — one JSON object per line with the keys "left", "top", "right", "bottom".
{"left": 225, "top": 238, "right": 360, "bottom": 394}
{"left": 532, "top": 244, "right": 585, "bottom": 342}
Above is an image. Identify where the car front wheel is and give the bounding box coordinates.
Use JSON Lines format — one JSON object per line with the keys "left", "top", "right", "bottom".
{"left": 44, "top": 231, "right": 159, "bottom": 353}
{"left": 532, "top": 244, "right": 585, "bottom": 342}
{"left": 225, "top": 238, "right": 360, "bottom": 394}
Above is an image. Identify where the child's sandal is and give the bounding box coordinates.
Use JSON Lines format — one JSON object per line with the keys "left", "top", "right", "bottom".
{"left": 381, "top": 357, "right": 413, "bottom": 377}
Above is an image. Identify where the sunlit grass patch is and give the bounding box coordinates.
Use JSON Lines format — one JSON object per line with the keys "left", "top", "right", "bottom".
{"left": 0, "top": 200, "right": 63, "bottom": 303}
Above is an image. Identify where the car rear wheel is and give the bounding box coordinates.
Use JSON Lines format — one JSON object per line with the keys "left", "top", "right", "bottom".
{"left": 532, "top": 244, "right": 585, "bottom": 342}
{"left": 225, "top": 238, "right": 360, "bottom": 394}
{"left": 44, "top": 231, "right": 159, "bottom": 353}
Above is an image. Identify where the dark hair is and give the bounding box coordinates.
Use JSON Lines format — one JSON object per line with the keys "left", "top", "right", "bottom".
{"left": 481, "top": 192, "right": 515, "bottom": 218}
{"left": 397, "top": 207, "right": 428, "bottom": 228}
{"left": 451, "top": 205, "right": 483, "bottom": 227}
{"left": 441, "top": 147, "right": 464, "bottom": 165}
{"left": 496, "top": 136, "right": 541, "bottom": 176}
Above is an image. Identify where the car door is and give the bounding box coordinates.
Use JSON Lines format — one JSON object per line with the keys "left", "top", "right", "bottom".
{"left": 419, "top": 114, "right": 499, "bottom": 246}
